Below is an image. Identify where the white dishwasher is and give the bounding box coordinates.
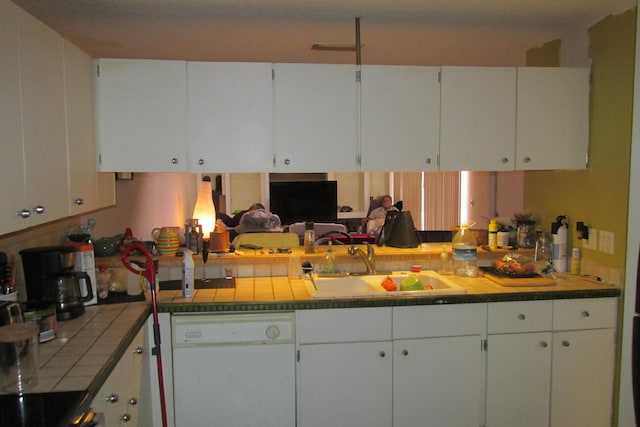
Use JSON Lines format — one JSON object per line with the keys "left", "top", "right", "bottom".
{"left": 171, "top": 312, "right": 295, "bottom": 427}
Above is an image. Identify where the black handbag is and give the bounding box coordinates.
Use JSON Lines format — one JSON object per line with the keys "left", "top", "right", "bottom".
{"left": 376, "top": 210, "right": 420, "bottom": 248}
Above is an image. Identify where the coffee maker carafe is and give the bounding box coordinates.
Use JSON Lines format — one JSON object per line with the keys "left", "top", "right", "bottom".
{"left": 20, "top": 246, "right": 92, "bottom": 320}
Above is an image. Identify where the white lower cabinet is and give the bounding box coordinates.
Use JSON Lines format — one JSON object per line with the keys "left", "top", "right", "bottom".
{"left": 91, "top": 326, "right": 146, "bottom": 427}
{"left": 485, "top": 298, "right": 617, "bottom": 427}
{"left": 297, "top": 305, "right": 485, "bottom": 427}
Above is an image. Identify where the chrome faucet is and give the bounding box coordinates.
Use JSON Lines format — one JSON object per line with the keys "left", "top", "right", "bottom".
{"left": 348, "top": 242, "right": 376, "bottom": 274}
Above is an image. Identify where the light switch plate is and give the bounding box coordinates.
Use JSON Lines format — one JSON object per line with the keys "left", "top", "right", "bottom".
{"left": 582, "top": 229, "right": 597, "bottom": 250}
{"left": 598, "top": 230, "right": 615, "bottom": 255}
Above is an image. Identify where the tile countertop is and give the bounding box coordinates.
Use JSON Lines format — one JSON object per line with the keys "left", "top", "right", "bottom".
{"left": 157, "top": 272, "right": 621, "bottom": 313}
{"left": 1, "top": 302, "right": 150, "bottom": 397}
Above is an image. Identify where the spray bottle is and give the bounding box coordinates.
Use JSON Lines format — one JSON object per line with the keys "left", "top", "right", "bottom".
{"left": 551, "top": 216, "right": 568, "bottom": 273}
{"left": 182, "top": 249, "right": 194, "bottom": 298}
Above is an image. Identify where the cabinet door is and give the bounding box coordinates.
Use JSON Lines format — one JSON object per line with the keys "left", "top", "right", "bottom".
{"left": 485, "top": 332, "right": 552, "bottom": 427}
{"left": 360, "top": 65, "right": 440, "bottom": 172}
{"left": 440, "top": 66, "right": 516, "bottom": 171}
{"left": 551, "top": 329, "right": 615, "bottom": 427}
{"left": 0, "top": 0, "right": 26, "bottom": 234}
{"left": 65, "top": 41, "right": 99, "bottom": 215}
{"left": 274, "top": 63, "right": 358, "bottom": 172}
{"left": 516, "top": 67, "right": 590, "bottom": 170}
{"left": 20, "top": 11, "right": 69, "bottom": 226}
{"left": 92, "top": 327, "right": 145, "bottom": 427}
{"left": 393, "top": 335, "right": 482, "bottom": 427}
{"left": 95, "top": 59, "right": 187, "bottom": 172}
{"left": 298, "top": 342, "right": 393, "bottom": 427}
{"left": 187, "top": 62, "right": 274, "bottom": 172}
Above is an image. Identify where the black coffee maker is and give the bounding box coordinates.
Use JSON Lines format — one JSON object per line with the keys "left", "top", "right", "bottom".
{"left": 20, "top": 246, "right": 92, "bottom": 320}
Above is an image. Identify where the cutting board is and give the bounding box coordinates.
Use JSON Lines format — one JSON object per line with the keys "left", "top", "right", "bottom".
{"left": 482, "top": 272, "right": 556, "bottom": 287}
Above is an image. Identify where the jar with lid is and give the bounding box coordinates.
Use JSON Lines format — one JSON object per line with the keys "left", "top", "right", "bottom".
{"left": 96, "top": 264, "right": 111, "bottom": 299}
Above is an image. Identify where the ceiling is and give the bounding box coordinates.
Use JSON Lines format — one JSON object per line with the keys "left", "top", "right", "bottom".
{"left": 10, "top": 0, "right": 635, "bottom": 65}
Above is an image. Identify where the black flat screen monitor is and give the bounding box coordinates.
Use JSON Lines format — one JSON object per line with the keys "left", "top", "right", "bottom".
{"left": 269, "top": 181, "right": 338, "bottom": 225}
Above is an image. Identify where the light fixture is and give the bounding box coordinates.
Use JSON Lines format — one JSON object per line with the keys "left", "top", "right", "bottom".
{"left": 311, "top": 17, "right": 362, "bottom": 65}
{"left": 192, "top": 176, "right": 216, "bottom": 236}
{"left": 311, "top": 43, "right": 357, "bottom": 51}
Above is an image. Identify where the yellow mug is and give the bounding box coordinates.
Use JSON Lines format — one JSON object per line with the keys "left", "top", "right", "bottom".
{"left": 151, "top": 227, "right": 180, "bottom": 256}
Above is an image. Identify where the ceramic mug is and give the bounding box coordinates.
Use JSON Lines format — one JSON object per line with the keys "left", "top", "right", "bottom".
{"left": 151, "top": 227, "right": 180, "bottom": 256}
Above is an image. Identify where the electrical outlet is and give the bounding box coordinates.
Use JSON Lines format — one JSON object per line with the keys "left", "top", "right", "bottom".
{"left": 599, "top": 230, "right": 615, "bottom": 255}
{"left": 582, "top": 228, "right": 597, "bottom": 250}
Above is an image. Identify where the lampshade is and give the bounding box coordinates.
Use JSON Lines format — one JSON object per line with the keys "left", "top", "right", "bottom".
{"left": 193, "top": 176, "right": 216, "bottom": 236}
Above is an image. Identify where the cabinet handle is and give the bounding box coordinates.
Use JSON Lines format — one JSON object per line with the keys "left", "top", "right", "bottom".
{"left": 18, "top": 209, "right": 30, "bottom": 219}
{"left": 540, "top": 341, "right": 548, "bottom": 348}
{"left": 133, "top": 346, "right": 144, "bottom": 355}
{"left": 198, "top": 159, "right": 205, "bottom": 165}
{"left": 284, "top": 158, "right": 291, "bottom": 165}
{"left": 171, "top": 158, "right": 178, "bottom": 164}
{"left": 518, "top": 313, "right": 526, "bottom": 320}
{"left": 128, "top": 397, "right": 138, "bottom": 406}
{"left": 107, "top": 393, "right": 119, "bottom": 403}
{"left": 32, "top": 205, "right": 45, "bottom": 214}
{"left": 121, "top": 413, "right": 131, "bottom": 422}
{"left": 501, "top": 157, "right": 509, "bottom": 164}
{"left": 562, "top": 340, "right": 570, "bottom": 347}
{"left": 582, "top": 310, "right": 590, "bottom": 317}
{"left": 425, "top": 158, "right": 432, "bottom": 165}
{"left": 402, "top": 349, "right": 409, "bottom": 356}
{"left": 379, "top": 351, "right": 386, "bottom": 358}
{"left": 523, "top": 156, "right": 532, "bottom": 163}
{"left": 74, "top": 198, "right": 84, "bottom": 206}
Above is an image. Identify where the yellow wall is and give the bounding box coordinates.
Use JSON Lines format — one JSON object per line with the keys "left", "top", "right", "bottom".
{"left": 524, "top": 9, "right": 636, "bottom": 273}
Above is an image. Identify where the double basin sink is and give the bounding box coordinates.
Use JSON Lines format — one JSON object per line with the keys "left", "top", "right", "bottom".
{"left": 304, "top": 270, "right": 466, "bottom": 299}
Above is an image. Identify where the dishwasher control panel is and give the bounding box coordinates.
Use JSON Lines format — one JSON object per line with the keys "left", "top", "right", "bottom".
{"left": 172, "top": 312, "right": 295, "bottom": 346}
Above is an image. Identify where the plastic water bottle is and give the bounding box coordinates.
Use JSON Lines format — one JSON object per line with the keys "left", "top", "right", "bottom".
{"left": 182, "top": 249, "right": 194, "bottom": 298}
{"left": 452, "top": 224, "right": 478, "bottom": 277}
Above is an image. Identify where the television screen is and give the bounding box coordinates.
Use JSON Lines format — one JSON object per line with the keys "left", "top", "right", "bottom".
{"left": 269, "top": 181, "right": 338, "bottom": 225}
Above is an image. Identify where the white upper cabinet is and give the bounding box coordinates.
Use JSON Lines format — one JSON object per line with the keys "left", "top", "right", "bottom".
{"left": 440, "top": 66, "right": 517, "bottom": 171}
{"left": 273, "top": 63, "right": 359, "bottom": 172}
{"left": 95, "top": 59, "right": 188, "bottom": 172}
{"left": 187, "top": 62, "right": 274, "bottom": 172}
{"left": 0, "top": 0, "right": 26, "bottom": 234}
{"left": 516, "top": 67, "right": 590, "bottom": 170}
{"left": 360, "top": 65, "right": 440, "bottom": 172}
{"left": 65, "top": 41, "right": 102, "bottom": 215}
{"left": 20, "top": 10, "right": 69, "bottom": 227}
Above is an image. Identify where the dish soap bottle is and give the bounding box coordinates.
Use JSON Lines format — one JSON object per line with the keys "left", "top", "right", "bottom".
{"left": 182, "top": 249, "right": 194, "bottom": 298}
{"left": 324, "top": 241, "right": 336, "bottom": 273}
{"left": 452, "top": 224, "right": 478, "bottom": 277}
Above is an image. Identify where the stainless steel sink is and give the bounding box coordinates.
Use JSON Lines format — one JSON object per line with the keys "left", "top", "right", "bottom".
{"left": 304, "top": 270, "right": 466, "bottom": 299}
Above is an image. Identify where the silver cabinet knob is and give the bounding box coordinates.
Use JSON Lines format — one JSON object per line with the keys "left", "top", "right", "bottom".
{"left": 402, "top": 349, "right": 409, "bottom": 356}
{"left": 501, "top": 157, "right": 509, "bottom": 164}
{"left": 562, "top": 340, "right": 570, "bottom": 347}
{"left": 198, "top": 159, "right": 204, "bottom": 165}
{"left": 171, "top": 158, "right": 178, "bottom": 164}
{"left": 523, "top": 156, "right": 532, "bottom": 163}
{"left": 425, "top": 158, "right": 432, "bottom": 164}
{"left": 107, "top": 393, "right": 119, "bottom": 403}
{"left": 133, "top": 346, "right": 144, "bottom": 355}
{"left": 32, "top": 205, "right": 45, "bottom": 214}
{"left": 540, "top": 341, "right": 548, "bottom": 348}
{"left": 18, "top": 209, "right": 30, "bottom": 219}
{"left": 379, "top": 351, "right": 386, "bottom": 358}
{"left": 582, "top": 310, "right": 590, "bottom": 317}
{"left": 518, "top": 313, "right": 526, "bottom": 320}
{"left": 284, "top": 158, "right": 291, "bottom": 165}
{"left": 121, "top": 413, "right": 131, "bottom": 422}
{"left": 128, "top": 397, "right": 138, "bottom": 406}
{"left": 74, "top": 198, "right": 84, "bottom": 206}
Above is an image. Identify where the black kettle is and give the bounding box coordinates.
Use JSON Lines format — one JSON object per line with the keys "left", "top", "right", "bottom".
{"left": 48, "top": 272, "right": 93, "bottom": 320}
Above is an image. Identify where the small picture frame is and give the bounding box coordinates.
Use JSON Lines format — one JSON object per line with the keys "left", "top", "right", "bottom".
{"left": 116, "top": 172, "right": 134, "bottom": 181}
